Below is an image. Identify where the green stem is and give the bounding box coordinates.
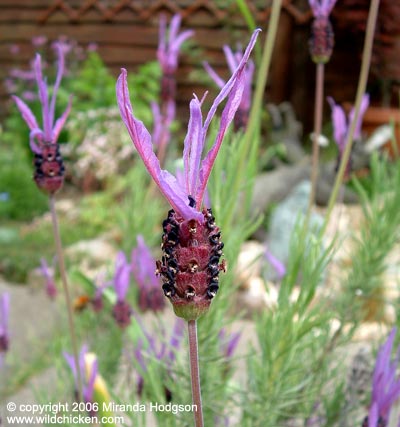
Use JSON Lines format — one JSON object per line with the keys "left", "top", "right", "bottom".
{"left": 322, "top": 0, "right": 380, "bottom": 235}
{"left": 49, "top": 195, "right": 82, "bottom": 401}
{"left": 188, "top": 320, "right": 203, "bottom": 427}
{"left": 225, "top": 0, "right": 282, "bottom": 228}
{"left": 307, "top": 62, "right": 325, "bottom": 219}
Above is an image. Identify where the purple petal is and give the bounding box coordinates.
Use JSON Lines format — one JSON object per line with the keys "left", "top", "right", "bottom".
{"left": 265, "top": 247, "right": 286, "bottom": 279}
{"left": 202, "top": 29, "right": 260, "bottom": 135}
{"left": 29, "top": 129, "right": 45, "bottom": 154}
{"left": 52, "top": 95, "right": 72, "bottom": 144}
{"left": 157, "top": 15, "right": 167, "bottom": 68}
{"left": 131, "top": 235, "right": 158, "bottom": 289}
{"left": 223, "top": 45, "right": 239, "bottom": 74}
{"left": 39, "top": 258, "right": 52, "bottom": 280}
{"left": 225, "top": 331, "right": 241, "bottom": 358}
{"left": 327, "top": 96, "right": 347, "bottom": 153}
{"left": 169, "top": 29, "right": 194, "bottom": 66}
{"left": 34, "top": 54, "right": 52, "bottom": 142}
{"left": 350, "top": 93, "right": 370, "bottom": 141}
{"left": 151, "top": 101, "right": 162, "bottom": 146}
{"left": 0, "top": 293, "right": 10, "bottom": 334}
{"left": 197, "top": 71, "right": 245, "bottom": 206}
{"left": 368, "top": 402, "right": 378, "bottom": 427}
{"left": 203, "top": 62, "right": 225, "bottom": 89}
{"left": 183, "top": 97, "right": 204, "bottom": 198}
{"left": 12, "top": 95, "right": 39, "bottom": 131}
{"left": 116, "top": 69, "right": 202, "bottom": 221}
{"left": 114, "top": 251, "right": 130, "bottom": 301}
{"left": 83, "top": 358, "right": 98, "bottom": 403}
{"left": 168, "top": 14, "right": 182, "bottom": 45}
{"left": 49, "top": 43, "right": 66, "bottom": 136}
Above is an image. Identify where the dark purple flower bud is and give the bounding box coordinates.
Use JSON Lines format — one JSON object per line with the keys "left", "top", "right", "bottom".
{"left": 308, "top": 0, "right": 337, "bottom": 64}
{"left": 309, "top": 16, "right": 334, "bottom": 64}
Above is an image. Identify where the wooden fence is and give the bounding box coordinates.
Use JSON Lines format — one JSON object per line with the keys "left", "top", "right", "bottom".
{"left": 0, "top": 0, "right": 371, "bottom": 129}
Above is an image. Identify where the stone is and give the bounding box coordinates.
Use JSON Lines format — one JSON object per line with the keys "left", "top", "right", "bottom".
{"left": 266, "top": 181, "right": 324, "bottom": 268}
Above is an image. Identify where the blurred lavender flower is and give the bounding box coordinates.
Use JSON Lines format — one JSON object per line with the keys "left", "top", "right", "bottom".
{"left": 157, "top": 14, "right": 193, "bottom": 102}
{"left": 362, "top": 328, "right": 400, "bottom": 427}
{"left": 308, "top": 0, "right": 338, "bottom": 63}
{"left": 265, "top": 246, "right": 286, "bottom": 280}
{"left": 91, "top": 273, "right": 110, "bottom": 313}
{"left": 203, "top": 45, "right": 255, "bottom": 131}
{"left": 117, "top": 29, "right": 259, "bottom": 320}
{"left": 154, "top": 14, "right": 193, "bottom": 163}
{"left": 112, "top": 252, "right": 132, "bottom": 329}
{"left": 39, "top": 258, "right": 57, "bottom": 299}
{"left": 32, "top": 35, "right": 47, "bottom": 48}
{"left": 12, "top": 42, "right": 72, "bottom": 194}
{"left": 327, "top": 94, "right": 370, "bottom": 176}
{"left": 219, "top": 329, "right": 241, "bottom": 360}
{"left": 0, "top": 293, "right": 10, "bottom": 364}
{"left": 64, "top": 344, "right": 97, "bottom": 407}
{"left": 133, "top": 317, "right": 185, "bottom": 398}
{"left": 131, "top": 235, "right": 165, "bottom": 312}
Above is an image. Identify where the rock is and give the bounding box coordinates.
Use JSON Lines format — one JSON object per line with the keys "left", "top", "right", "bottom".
{"left": 235, "top": 241, "right": 266, "bottom": 284}
{"left": 251, "top": 160, "right": 311, "bottom": 216}
{"left": 266, "top": 181, "right": 324, "bottom": 267}
{"left": 238, "top": 277, "right": 278, "bottom": 313}
{"left": 65, "top": 237, "right": 117, "bottom": 274}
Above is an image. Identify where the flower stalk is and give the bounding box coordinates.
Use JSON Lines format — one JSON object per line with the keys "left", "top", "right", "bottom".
{"left": 322, "top": 0, "right": 380, "bottom": 234}
{"left": 188, "top": 320, "right": 203, "bottom": 427}
{"left": 307, "top": 62, "right": 325, "bottom": 218}
{"left": 49, "top": 195, "right": 82, "bottom": 401}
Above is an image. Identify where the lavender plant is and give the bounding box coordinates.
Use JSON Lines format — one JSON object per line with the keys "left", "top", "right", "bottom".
{"left": 11, "top": 43, "right": 82, "bottom": 399}
{"left": 39, "top": 257, "right": 57, "bottom": 299}
{"left": 117, "top": 28, "right": 260, "bottom": 426}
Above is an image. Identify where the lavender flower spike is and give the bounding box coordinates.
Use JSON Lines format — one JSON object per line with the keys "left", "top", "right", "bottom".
{"left": 362, "top": 328, "right": 400, "bottom": 427}
{"left": 118, "top": 30, "right": 259, "bottom": 320}
{"left": 204, "top": 45, "right": 255, "bottom": 130}
{"left": 112, "top": 251, "right": 132, "bottom": 328}
{"left": 0, "top": 293, "right": 10, "bottom": 361}
{"left": 308, "top": 0, "right": 338, "bottom": 63}
{"left": 12, "top": 43, "right": 72, "bottom": 194}
{"left": 131, "top": 235, "right": 165, "bottom": 312}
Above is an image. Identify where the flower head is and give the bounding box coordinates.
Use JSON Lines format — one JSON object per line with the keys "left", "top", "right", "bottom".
{"left": 118, "top": 30, "right": 259, "bottom": 320}
{"left": 111, "top": 251, "right": 132, "bottom": 328}
{"left": 204, "top": 45, "right": 255, "bottom": 131}
{"left": 308, "top": 0, "right": 338, "bottom": 63}
{"left": 131, "top": 235, "right": 165, "bottom": 312}
{"left": 0, "top": 293, "right": 10, "bottom": 363}
{"left": 12, "top": 42, "right": 71, "bottom": 194}
{"left": 39, "top": 258, "right": 57, "bottom": 299}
